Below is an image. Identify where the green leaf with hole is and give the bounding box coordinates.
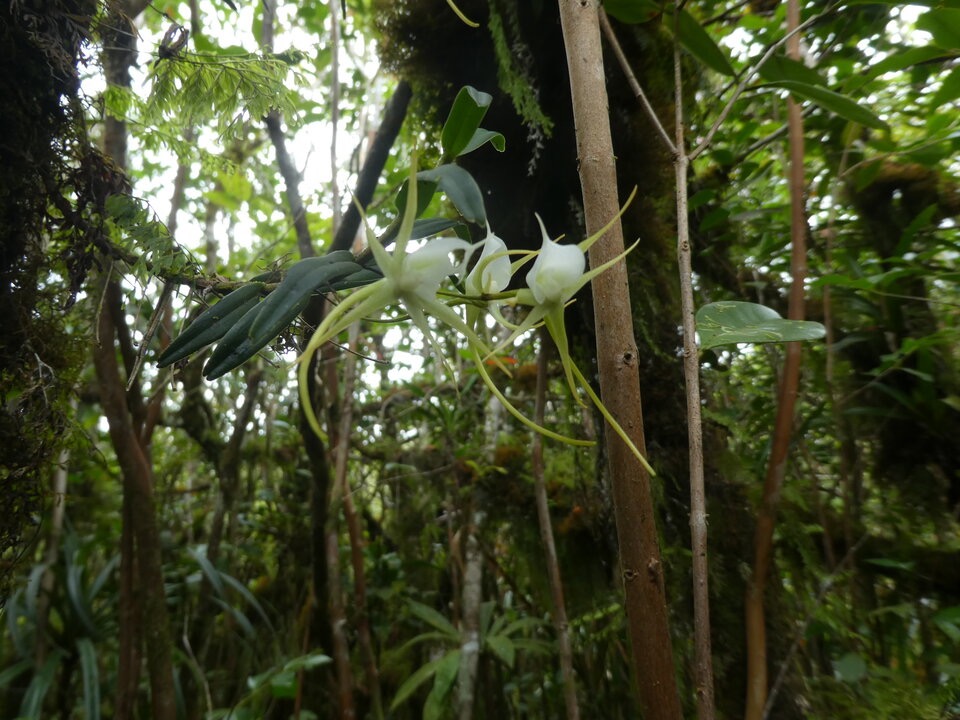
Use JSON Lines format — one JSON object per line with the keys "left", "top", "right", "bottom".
{"left": 696, "top": 301, "right": 826, "bottom": 351}
{"left": 763, "top": 80, "right": 889, "bottom": 131}
{"left": 441, "top": 86, "right": 492, "bottom": 158}
{"left": 668, "top": 9, "right": 737, "bottom": 77}
{"left": 418, "top": 164, "right": 486, "bottom": 224}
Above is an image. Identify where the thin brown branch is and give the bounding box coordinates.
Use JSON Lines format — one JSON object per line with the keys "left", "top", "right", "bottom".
{"left": 93, "top": 275, "right": 177, "bottom": 720}
{"left": 671, "top": 10, "right": 716, "bottom": 719}
{"left": 744, "top": 0, "right": 809, "bottom": 716}
{"left": 598, "top": 10, "right": 676, "bottom": 156}
{"left": 532, "top": 331, "right": 580, "bottom": 720}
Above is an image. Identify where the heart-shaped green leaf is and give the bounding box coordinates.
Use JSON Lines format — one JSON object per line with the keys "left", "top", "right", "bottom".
{"left": 696, "top": 301, "right": 826, "bottom": 351}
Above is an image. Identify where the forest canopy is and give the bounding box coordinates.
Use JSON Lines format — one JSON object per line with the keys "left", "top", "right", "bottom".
{"left": 1, "top": 0, "right": 959, "bottom": 719}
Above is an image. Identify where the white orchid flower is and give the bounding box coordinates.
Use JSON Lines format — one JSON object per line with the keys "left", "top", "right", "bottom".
{"left": 298, "top": 159, "right": 495, "bottom": 441}
{"left": 526, "top": 220, "right": 585, "bottom": 305}
{"left": 477, "top": 190, "right": 655, "bottom": 476}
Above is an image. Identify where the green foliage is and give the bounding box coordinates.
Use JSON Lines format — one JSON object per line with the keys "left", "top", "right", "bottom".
{"left": 145, "top": 50, "right": 303, "bottom": 142}
{"left": 487, "top": 2, "right": 554, "bottom": 137}
{"left": 696, "top": 301, "right": 826, "bottom": 350}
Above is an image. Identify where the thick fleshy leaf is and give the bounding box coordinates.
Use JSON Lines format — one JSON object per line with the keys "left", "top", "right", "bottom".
{"left": 418, "top": 164, "right": 486, "bottom": 224}
{"left": 410, "top": 217, "right": 462, "bottom": 240}
{"left": 670, "top": 9, "right": 737, "bottom": 77}
{"left": 203, "top": 301, "right": 264, "bottom": 379}
{"left": 441, "top": 86, "right": 492, "bottom": 158}
{"left": 764, "top": 80, "right": 890, "bottom": 131}
{"left": 696, "top": 301, "right": 826, "bottom": 351}
{"left": 248, "top": 254, "right": 359, "bottom": 346}
{"left": 157, "top": 283, "right": 264, "bottom": 367}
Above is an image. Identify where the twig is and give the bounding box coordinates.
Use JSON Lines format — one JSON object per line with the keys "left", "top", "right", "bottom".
{"left": 598, "top": 10, "right": 676, "bottom": 157}
{"left": 691, "top": 9, "right": 829, "bottom": 160}
{"left": 671, "top": 10, "right": 716, "bottom": 719}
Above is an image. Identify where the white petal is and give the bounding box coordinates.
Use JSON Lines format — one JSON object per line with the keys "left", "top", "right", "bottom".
{"left": 526, "top": 216, "right": 585, "bottom": 305}
{"left": 394, "top": 237, "right": 471, "bottom": 297}
{"left": 465, "top": 228, "right": 511, "bottom": 295}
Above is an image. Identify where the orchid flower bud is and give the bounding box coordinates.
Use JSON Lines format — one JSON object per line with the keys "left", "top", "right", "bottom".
{"left": 465, "top": 226, "right": 512, "bottom": 296}
{"left": 526, "top": 214, "right": 585, "bottom": 306}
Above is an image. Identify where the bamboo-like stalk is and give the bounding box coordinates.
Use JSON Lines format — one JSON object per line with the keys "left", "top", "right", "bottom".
{"left": 555, "top": 2, "right": 681, "bottom": 718}
{"left": 600, "top": 10, "right": 717, "bottom": 716}
{"left": 669, "top": 14, "right": 717, "bottom": 720}
{"left": 744, "top": 0, "right": 809, "bottom": 717}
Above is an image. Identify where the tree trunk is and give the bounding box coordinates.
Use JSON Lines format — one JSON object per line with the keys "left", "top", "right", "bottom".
{"left": 555, "top": 2, "right": 682, "bottom": 718}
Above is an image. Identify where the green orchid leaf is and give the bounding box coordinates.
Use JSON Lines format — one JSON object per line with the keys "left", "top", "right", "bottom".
{"left": 333, "top": 267, "right": 383, "bottom": 290}
{"left": 410, "top": 217, "right": 463, "bottom": 240}
{"left": 393, "top": 178, "right": 438, "bottom": 221}
{"left": 390, "top": 651, "right": 458, "bottom": 711}
{"left": 157, "top": 283, "right": 264, "bottom": 367}
{"left": 763, "top": 80, "right": 890, "bottom": 131}
{"left": 202, "top": 301, "right": 264, "bottom": 380}
{"left": 486, "top": 634, "right": 516, "bottom": 669}
{"left": 424, "top": 651, "right": 461, "bottom": 720}
{"left": 248, "top": 254, "right": 359, "bottom": 346}
{"left": 696, "top": 301, "right": 826, "bottom": 351}
{"left": 408, "top": 600, "right": 459, "bottom": 637}
{"left": 418, "top": 164, "right": 486, "bottom": 224}
{"left": 77, "top": 638, "right": 100, "bottom": 720}
{"left": 441, "top": 86, "right": 492, "bottom": 158}
{"left": 460, "top": 128, "right": 506, "bottom": 155}
{"left": 669, "top": 9, "right": 737, "bottom": 77}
